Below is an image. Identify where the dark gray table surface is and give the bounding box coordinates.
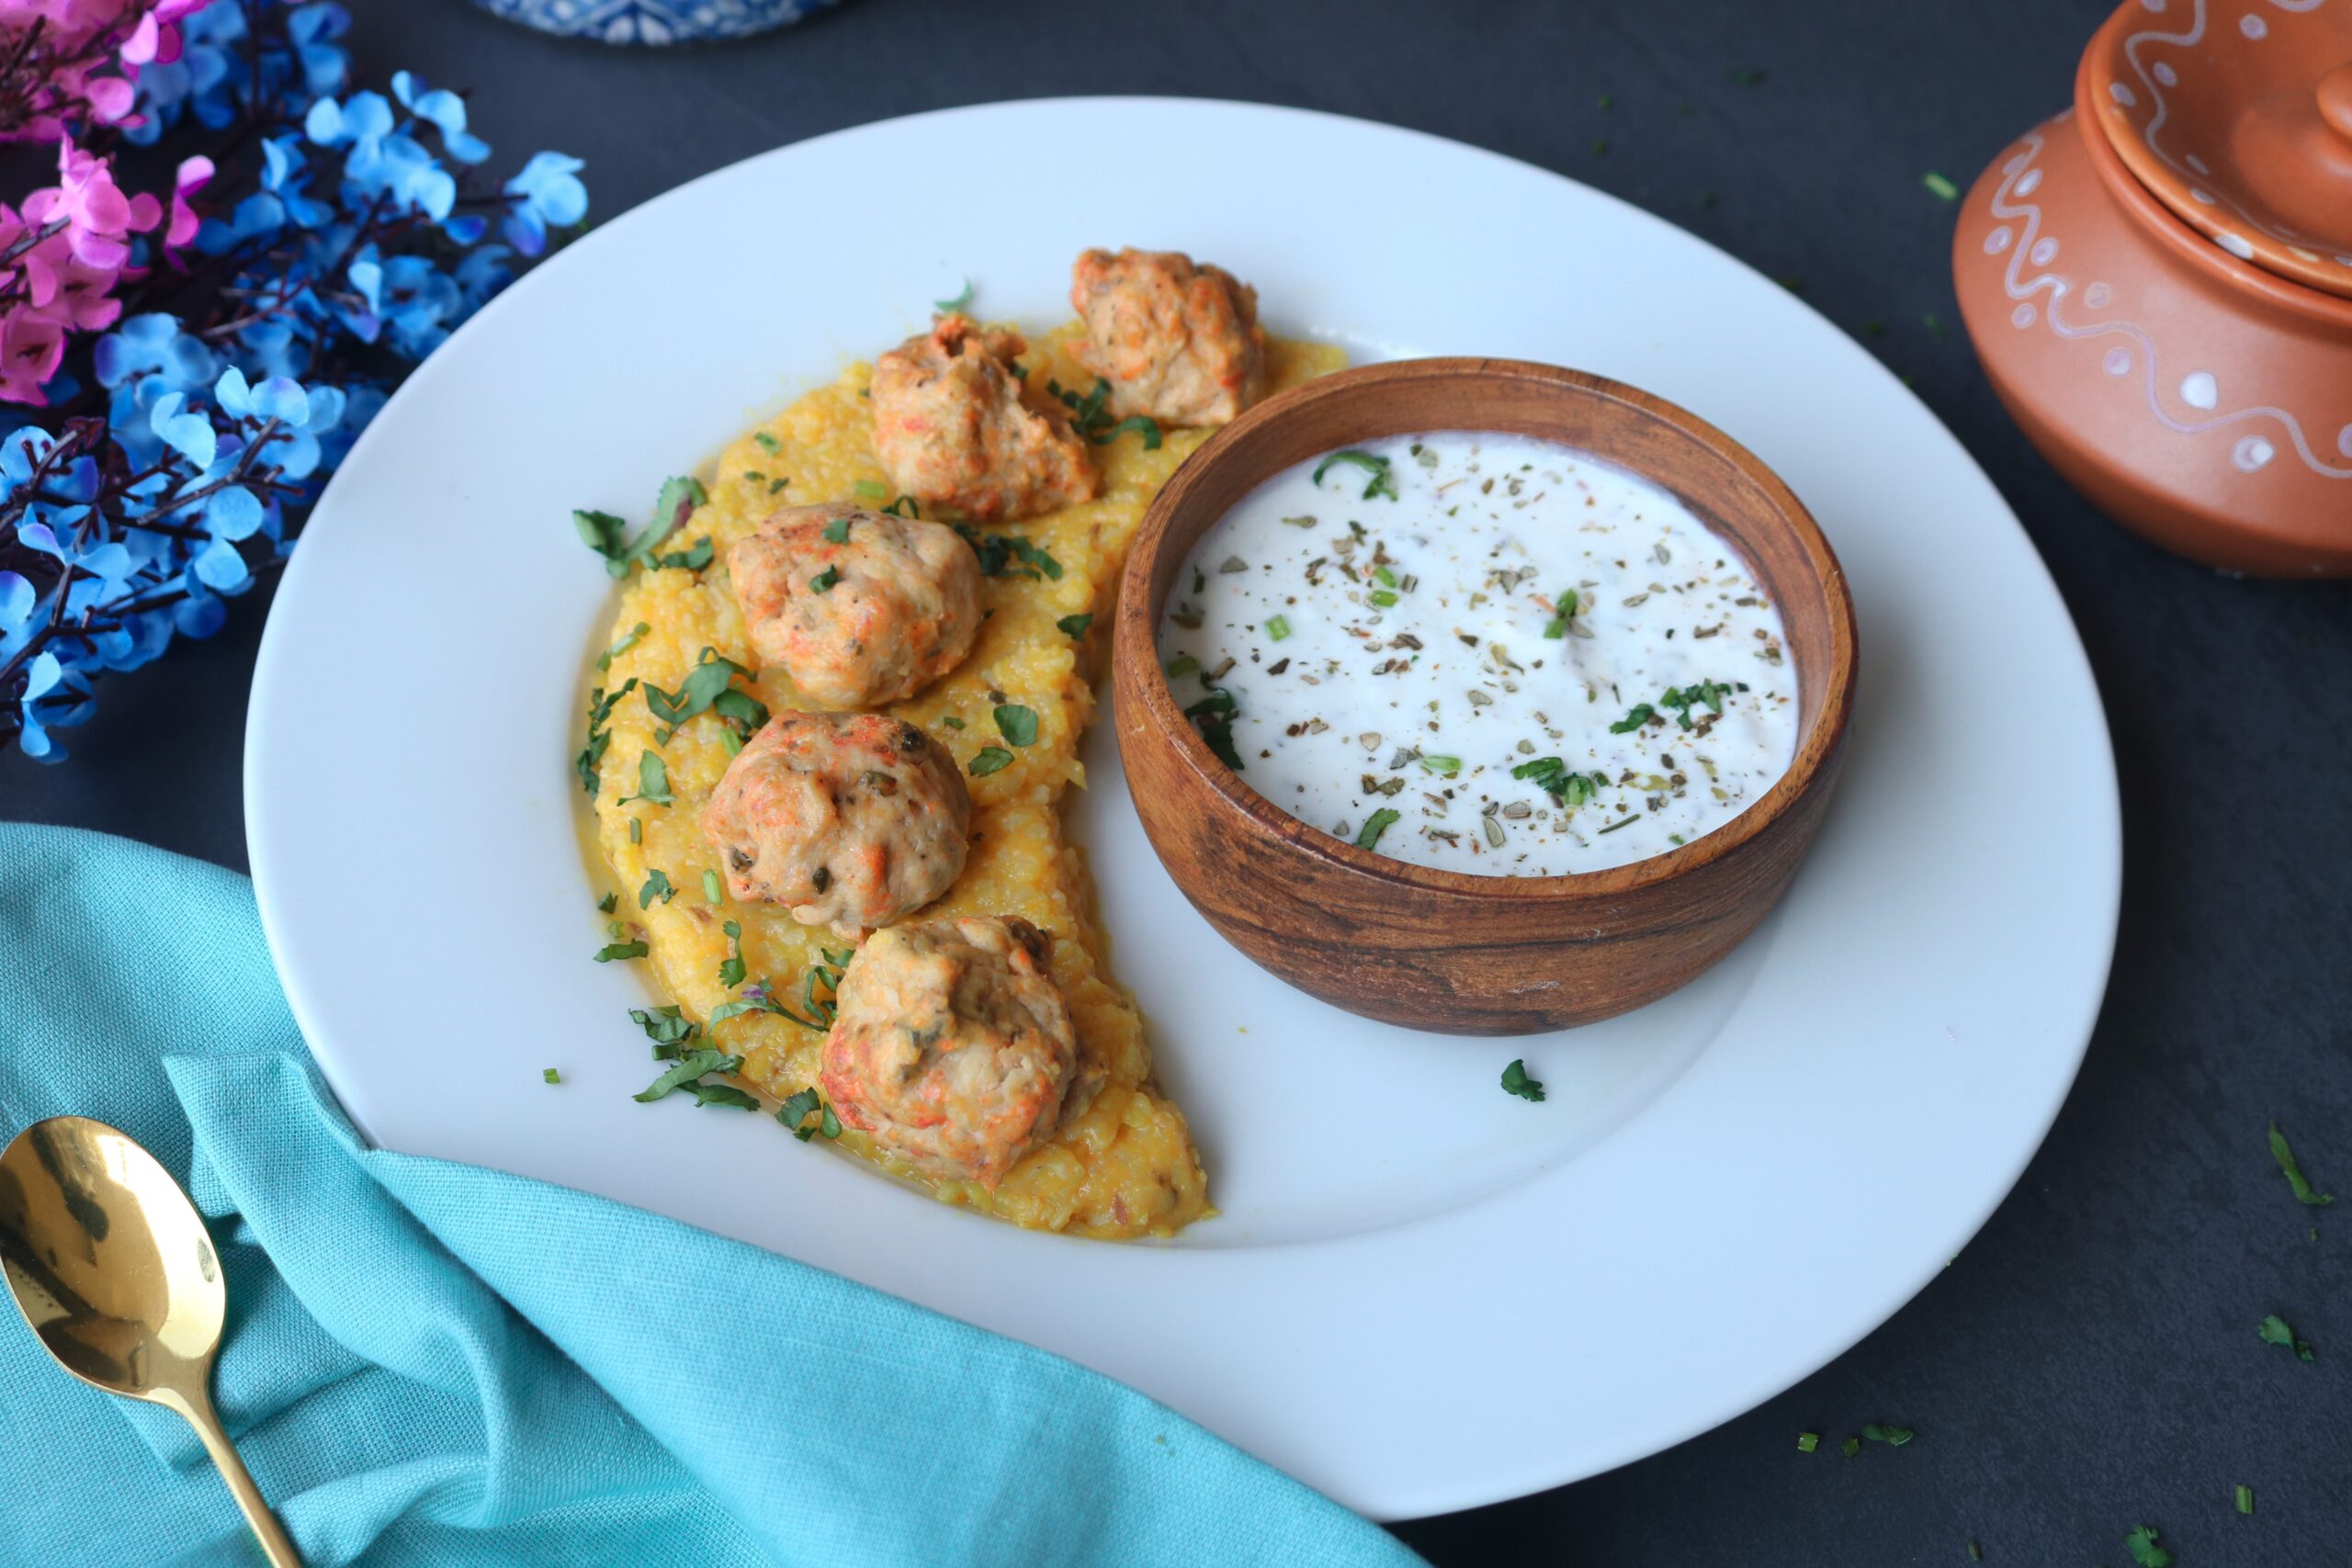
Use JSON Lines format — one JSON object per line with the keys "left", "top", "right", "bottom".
{"left": 8, "top": 1, "right": 2348, "bottom": 1562}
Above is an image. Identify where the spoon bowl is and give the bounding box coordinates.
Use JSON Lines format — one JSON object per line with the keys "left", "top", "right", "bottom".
{"left": 0, "top": 1115, "right": 301, "bottom": 1566}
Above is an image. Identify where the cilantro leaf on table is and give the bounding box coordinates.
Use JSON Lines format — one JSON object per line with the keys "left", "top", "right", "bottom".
{"left": 2268, "top": 1121, "right": 2334, "bottom": 1206}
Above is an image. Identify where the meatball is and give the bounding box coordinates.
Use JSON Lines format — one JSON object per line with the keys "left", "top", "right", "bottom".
{"left": 1069, "top": 247, "right": 1267, "bottom": 427}
{"left": 820, "top": 915, "right": 1093, "bottom": 1189}
{"left": 700, "top": 712, "right": 969, "bottom": 938}
{"left": 724, "top": 505, "right": 982, "bottom": 709}
{"left": 870, "top": 313, "right": 1099, "bottom": 523}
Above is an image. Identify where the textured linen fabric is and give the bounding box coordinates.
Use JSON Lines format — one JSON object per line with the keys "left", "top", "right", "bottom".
{"left": 0, "top": 822, "right": 1425, "bottom": 1568}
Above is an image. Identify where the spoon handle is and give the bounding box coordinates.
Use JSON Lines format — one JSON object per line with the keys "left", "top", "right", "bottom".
{"left": 177, "top": 1388, "right": 303, "bottom": 1568}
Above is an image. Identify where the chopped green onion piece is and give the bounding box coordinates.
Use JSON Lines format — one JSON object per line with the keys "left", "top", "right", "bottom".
{"left": 2269, "top": 1121, "right": 2334, "bottom": 1206}
{"left": 1166, "top": 655, "right": 1199, "bottom": 678}
{"left": 1795, "top": 1432, "right": 1818, "bottom": 1453}
{"left": 702, "top": 870, "right": 723, "bottom": 905}
{"left": 1354, "top": 808, "right": 1399, "bottom": 850}
{"left": 1840, "top": 1437, "right": 1860, "bottom": 1457}
{"left": 2235, "top": 1483, "right": 2254, "bottom": 1516}
{"left": 1860, "top": 1424, "right": 1913, "bottom": 1447}
{"left": 1418, "top": 754, "right": 1462, "bottom": 777}
{"left": 941, "top": 716, "right": 966, "bottom": 730}
{"left": 542, "top": 1067, "right": 561, "bottom": 1084}
{"left": 1924, "top": 171, "right": 1960, "bottom": 200}
{"left": 1369, "top": 590, "right": 1399, "bottom": 607}
{"left": 1265, "top": 615, "right": 1292, "bottom": 642}
{"left": 854, "top": 479, "right": 888, "bottom": 501}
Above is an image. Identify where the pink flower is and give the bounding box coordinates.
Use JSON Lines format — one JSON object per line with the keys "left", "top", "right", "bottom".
{"left": 22, "top": 138, "right": 158, "bottom": 270}
{"left": 0, "top": 306, "right": 67, "bottom": 404}
{"left": 164, "top": 153, "right": 209, "bottom": 255}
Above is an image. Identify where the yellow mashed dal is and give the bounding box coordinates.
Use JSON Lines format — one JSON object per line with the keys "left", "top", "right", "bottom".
{"left": 586, "top": 324, "right": 1342, "bottom": 1239}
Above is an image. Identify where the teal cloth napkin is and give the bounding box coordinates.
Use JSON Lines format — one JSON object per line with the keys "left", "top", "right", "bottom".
{"left": 0, "top": 823, "right": 1426, "bottom": 1568}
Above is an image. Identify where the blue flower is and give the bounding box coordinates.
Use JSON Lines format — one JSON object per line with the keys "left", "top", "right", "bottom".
{"left": 17, "top": 651, "right": 96, "bottom": 762}
{"left": 260, "top": 136, "right": 336, "bottom": 228}
{"left": 392, "top": 71, "right": 491, "bottom": 164}
{"left": 148, "top": 392, "right": 219, "bottom": 471}
{"left": 503, "top": 152, "right": 588, "bottom": 256}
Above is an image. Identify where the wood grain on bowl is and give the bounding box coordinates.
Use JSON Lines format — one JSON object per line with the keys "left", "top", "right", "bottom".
{"left": 1113, "top": 358, "right": 1858, "bottom": 1034}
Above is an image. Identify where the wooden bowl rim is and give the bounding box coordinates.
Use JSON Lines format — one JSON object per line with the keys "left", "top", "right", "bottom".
{"left": 1113, "top": 355, "right": 1859, "bottom": 904}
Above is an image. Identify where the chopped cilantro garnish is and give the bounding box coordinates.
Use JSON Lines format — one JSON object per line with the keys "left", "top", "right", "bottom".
{"left": 633, "top": 1048, "right": 746, "bottom": 1105}
{"left": 620, "top": 750, "right": 673, "bottom": 807}
{"left": 639, "top": 869, "right": 676, "bottom": 908}
{"left": 593, "top": 940, "right": 648, "bottom": 963}
{"left": 1419, "top": 754, "right": 1462, "bottom": 777}
{"left": 1610, "top": 703, "right": 1658, "bottom": 734}
{"left": 1924, "top": 171, "right": 1960, "bottom": 200}
{"left": 644, "top": 649, "right": 765, "bottom": 742}
{"left": 952, "top": 523, "right": 1062, "bottom": 581}
{"left": 596, "top": 891, "right": 617, "bottom": 914}
{"left": 1660, "top": 679, "right": 1741, "bottom": 729}
{"left": 630, "top": 1005, "right": 698, "bottom": 1050}
{"left": 2258, "top": 1313, "right": 2315, "bottom": 1360}
{"left": 718, "top": 920, "right": 745, "bottom": 987}
{"left": 1265, "top": 615, "right": 1292, "bottom": 642}
{"left": 2268, "top": 1121, "right": 2334, "bottom": 1206}
{"left": 1046, "top": 376, "right": 1119, "bottom": 439}
{"left": 809, "top": 565, "right": 842, "bottom": 592}
{"left": 881, "top": 494, "right": 920, "bottom": 518}
{"left": 1542, "top": 589, "right": 1578, "bottom": 637}
{"left": 542, "top": 1067, "right": 560, "bottom": 1084}
{"left": 1166, "top": 655, "right": 1200, "bottom": 679}
{"left": 1839, "top": 1437, "right": 1860, "bottom": 1457}
{"left": 576, "top": 678, "right": 639, "bottom": 795}
{"left": 708, "top": 983, "right": 826, "bottom": 1032}
{"left": 934, "top": 276, "right": 973, "bottom": 313}
{"left": 1355, "top": 807, "right": 1400, "bottom": 850}
{"left": 653, "top": 535, "right": 713, "bottom": 572}
{"left": 1094, "top": 414, "right": 1163, "bottom": 450}
{"left": 752, "top": 432, "right": 781, "bottom": 454}
{"left": 994, "top": 704, "right": 1039, "bottom": 747}
{"left": 969, "top": 746, "right": 1014, "bottom": 776}
{"left": 776, "top": 1088, "right": 844, "bottom": 1142}
{"left": 1312, "top": 449, "right": 1399, "bottom": 501}
{"left": 2123, "top": 1525, "right": 2173, "bottom": 1567}
{"left": 702, "top": 870, "right": 723, "bottom": 905}
{"left": 941, "top": 716, "right": 966, "bottom": 730}
{"left": 821, "top": 515, "right": 852, "bottom": 544}
{"left": 1057, "top": 613, "right": 1093, "bottom": 639}
{"left": 1860, "top": 1424, "right": 1913, "bottom": 1448}
{"left": 1185, "top": 684, "right": 1243, "bottom": 771}
{"left": 853, "top": 479, "right": 888, "bottom": 501}
{"left": 1500, "top": 1058, "right": 1545, "bottom": 1101}
{"left": 1795, "top": 1432, "right": 1818, "bottom": 1453}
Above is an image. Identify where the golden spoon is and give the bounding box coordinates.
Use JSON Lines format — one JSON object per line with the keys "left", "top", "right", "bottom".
{"left": 0, "top": 1115, "right": 302, "bottom": 1567}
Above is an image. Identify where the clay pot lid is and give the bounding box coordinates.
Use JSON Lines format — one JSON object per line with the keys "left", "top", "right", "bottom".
{"left": 2085, "top": 0, "right": 2352, "bottom": 298}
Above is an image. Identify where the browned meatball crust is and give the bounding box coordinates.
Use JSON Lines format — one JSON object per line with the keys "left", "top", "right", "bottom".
{"left": 820, "top": 915, "right": 1096, "bottom": 1188}
{"left": 724, "top": 505, "right": 982, "bottom": 709}
{"left": 869, "top": 314, "right": 1099, "bottom": 523}
{"left": 700, "top": 712, "right": 969, "bottom": 938}
{"left": 1069, "top": 247, "right": 1267, "bottom": 427}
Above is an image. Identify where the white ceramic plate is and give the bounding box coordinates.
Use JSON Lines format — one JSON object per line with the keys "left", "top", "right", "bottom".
{"left": 245, "top": 99, "right": 2120, "bottom": 1519}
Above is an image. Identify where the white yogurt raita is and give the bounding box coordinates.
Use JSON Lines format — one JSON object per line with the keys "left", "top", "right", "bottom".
{"left": 1156, "top": 431, "right": 1799, "bottom": 875}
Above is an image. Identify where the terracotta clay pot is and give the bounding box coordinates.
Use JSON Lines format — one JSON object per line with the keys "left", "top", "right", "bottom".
{"left": 1952, "top": 0, "right": 2352, "bottom": 576}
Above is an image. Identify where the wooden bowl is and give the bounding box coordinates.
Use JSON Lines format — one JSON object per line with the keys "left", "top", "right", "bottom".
{"left": 1111, "top": 358, "right": 1858, "bottom": 1035}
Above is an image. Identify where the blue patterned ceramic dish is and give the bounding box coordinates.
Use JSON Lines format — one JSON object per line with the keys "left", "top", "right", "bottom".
{"left": 468, "top": 0, "right": 846, "bottom": 45}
